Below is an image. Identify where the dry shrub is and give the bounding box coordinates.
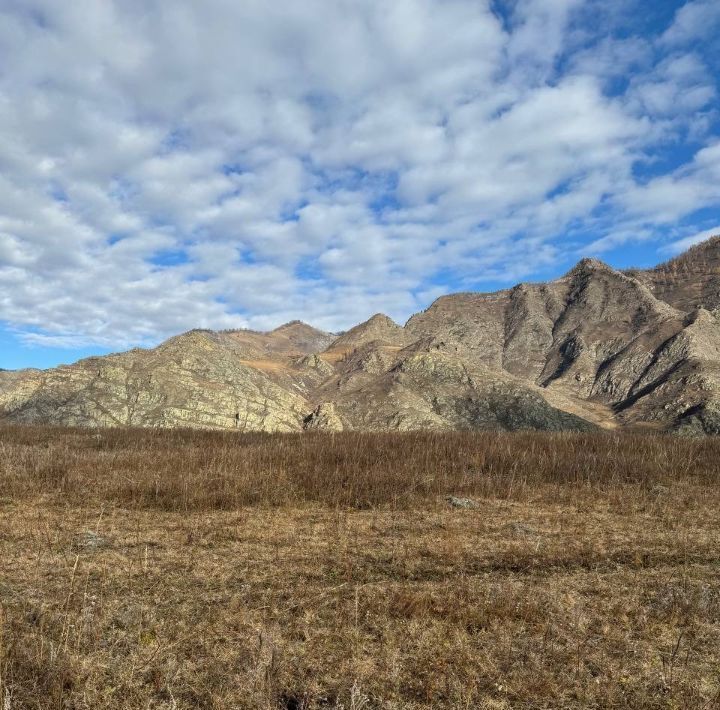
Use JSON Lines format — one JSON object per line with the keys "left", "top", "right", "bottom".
{"left": 0, "top": 426, "right": 717, "bottom": 511}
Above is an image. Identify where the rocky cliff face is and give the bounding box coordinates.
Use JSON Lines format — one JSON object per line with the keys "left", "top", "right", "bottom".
{"left": 3, "top": 237, "right": 720, "bottom": 434}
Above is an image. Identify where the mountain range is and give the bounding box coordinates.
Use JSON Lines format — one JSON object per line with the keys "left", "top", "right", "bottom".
{"left": 2, "top": 237, "right": 720, "bottom": 435}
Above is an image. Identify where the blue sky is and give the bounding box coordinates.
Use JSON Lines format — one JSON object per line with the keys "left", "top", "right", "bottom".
{"left": 1, "top": 0, "right": 719, "bottom": 369}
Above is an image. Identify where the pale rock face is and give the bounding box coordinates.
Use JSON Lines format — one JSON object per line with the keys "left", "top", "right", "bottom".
{"left": 304, "top": 402, "right": 344, "bottom": 431}
{"left": 298, "top": 353, "right": 336, "bottom": 378}
{"left": 3, "top": 238, "right": 720, "bottom": 434}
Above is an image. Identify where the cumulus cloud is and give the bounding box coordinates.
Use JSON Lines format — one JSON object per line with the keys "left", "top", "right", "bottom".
{"left": 617, "top": 142, "right": 720, "bottom": 222}
{"left": 0, "top": 0, "right": 718, "bottom": 350}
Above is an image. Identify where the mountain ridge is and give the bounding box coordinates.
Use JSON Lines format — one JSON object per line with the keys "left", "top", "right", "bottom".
{"left": 2, "top": 236, "right": 720, "bottom": 434}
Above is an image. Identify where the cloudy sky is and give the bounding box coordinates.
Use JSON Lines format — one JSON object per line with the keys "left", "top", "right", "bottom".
{"left": 1, "top": 0, "right": 719, "bottom": 368}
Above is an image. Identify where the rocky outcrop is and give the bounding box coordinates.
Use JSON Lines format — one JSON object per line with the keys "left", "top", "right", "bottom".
{"left": 303, "top": 402, "right": 344, "bottom": 431}
{"left": 3, "top": 237, "right": 720, "bottom": 434}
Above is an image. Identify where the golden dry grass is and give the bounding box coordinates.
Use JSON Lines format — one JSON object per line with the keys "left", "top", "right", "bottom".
{"left": 0, "top": 426, "right": 718, "bottom": 708}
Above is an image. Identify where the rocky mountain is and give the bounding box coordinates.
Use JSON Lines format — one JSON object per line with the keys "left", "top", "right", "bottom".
{"left": 2, "top": 237, "right": 720, "bottom": 434}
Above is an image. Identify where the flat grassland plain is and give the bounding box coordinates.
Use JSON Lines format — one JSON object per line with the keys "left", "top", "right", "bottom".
{"left": 0, "top": 427, "right": 718, "bottom": 709}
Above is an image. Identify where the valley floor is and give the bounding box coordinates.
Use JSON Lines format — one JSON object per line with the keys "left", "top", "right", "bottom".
{"left": 0, "top": 428, "right": 718, "bottom": 708}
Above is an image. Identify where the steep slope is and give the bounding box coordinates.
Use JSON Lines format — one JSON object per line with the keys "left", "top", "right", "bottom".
{"left": 3, "top": 238, "right": 720, "bottom": 434}
{"left": 405, "top": 257, "right": 692, "bottom": 428}
{"left": 629, "top": 236, "right": 720, "bottom": 312}
{"left": 538, "top": 259, "right": 682, "bottom": 401}
{"left": 316, "top": 345, "right": 595, "bottom": 433}
{"left": 613, "top": 308, "right": 720, "bottom": 434}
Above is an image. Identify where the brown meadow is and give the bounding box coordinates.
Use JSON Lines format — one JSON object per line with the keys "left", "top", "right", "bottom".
{"left": 0, "top": 426, "right": 718, "bottom": 708}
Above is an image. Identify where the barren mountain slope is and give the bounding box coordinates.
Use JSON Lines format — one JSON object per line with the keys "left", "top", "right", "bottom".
{"left": 403, "top": 257, "right": 703, "bottom": 428}
{"left": 0, "top": 330, "right": 313, "bottom": 431}
{"left": 310, "top": 344, "right": 596, "bottom": 432}
{"left": 612, "top": 308, "right": 720, "bottom": 434}
{"left": 3, "top": 238, "right": 720, "bottom": 433}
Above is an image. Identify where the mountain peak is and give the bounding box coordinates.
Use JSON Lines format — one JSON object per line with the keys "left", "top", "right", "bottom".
{"left": 328, "top": 313, "right": 409, "bottom": 351}
{"left": 566, "top": 256, "right": 615, "bottom": 278}
{"left": 366, "top": 313, "right": 398, "bottom": 326}
{"left": 266, "top": 320, "right": 335, "bottom": 354}
{"left": 273, "top": 320, "right": 317, "bottom": 333}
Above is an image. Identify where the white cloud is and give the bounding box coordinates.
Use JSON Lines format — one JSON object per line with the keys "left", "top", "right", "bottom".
{"left": 0, "top": 0, "right": 718, "bottom": 349}
{"left": 617, "top": 141, "right": 720, "bottom": 223}
{"left": 661, "top": 0, "right": 720, "bottom": 46}
{"left": 570, "top": 36, "right": 653, "bottom": 80}
{"left": 629, "top": 52, "right": 716, "bottom": 118}
{"left": 508, "top": 0, "right": 584, "bottom": 72}
{"left": 663, "top": 226, "right": 720, "bottom": 255}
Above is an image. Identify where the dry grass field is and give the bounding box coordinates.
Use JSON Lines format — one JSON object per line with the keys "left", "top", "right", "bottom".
{"left": 0, "top": 426, "right": 718, "bottom": 709}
